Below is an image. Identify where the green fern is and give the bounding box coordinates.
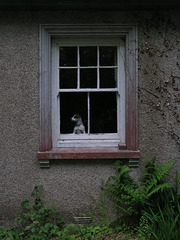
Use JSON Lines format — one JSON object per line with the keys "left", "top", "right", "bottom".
{"left": 140, "top": 157, "right": 177, "bottom": 208}
{"left": 141, "top": 157, "right": 176, "bottom": 186}
{"left": 103, "top": 157, "right": 178, "bottom": 220}
{"left": 103, "top": 160, "right": 138, "bottom": 215}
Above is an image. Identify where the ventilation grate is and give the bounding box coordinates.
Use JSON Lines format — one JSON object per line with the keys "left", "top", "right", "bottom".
{"left": 73, "top": 216, "right": 91, "bottom": 224}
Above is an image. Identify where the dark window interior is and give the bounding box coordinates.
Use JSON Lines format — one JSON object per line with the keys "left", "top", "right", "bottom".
{"left": 100, "top": 46, "right": 117, "bottom": 66}
{"left": 90, "top": 92, "right": 117, "bottom": 133}
{"left": 100, "top": 68, "right": 116, "bottom": 88}
{"left": 80, "top": 47, "right": 97, "bottom": 66}
{"left": 80, "top": 69, "right": 97, "bottom": 88}
{"left": 59, "top": 47, "right": 77, "bottom": 66}
{"left": 60, "top": 93, "right": 88, "bottom": 134}
{"left": 60, "top": 92, "right": 117, "bottom": 134}
{"left": 59, "top": 69, "right": 77, "bottom": 89}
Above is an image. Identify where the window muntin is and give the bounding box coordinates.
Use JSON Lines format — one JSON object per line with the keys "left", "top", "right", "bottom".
{"left": 52, "top": 38, "right": 125, "bottom": 147}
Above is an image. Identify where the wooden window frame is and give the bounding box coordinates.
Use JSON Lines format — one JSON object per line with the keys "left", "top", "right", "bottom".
{"left": 37, "top": 24, "right": 140, "bottom": 167}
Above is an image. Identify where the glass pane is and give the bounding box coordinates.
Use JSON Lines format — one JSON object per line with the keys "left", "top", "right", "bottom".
{"left": 100, "top": 46, "right": 117, "bottom": 66}
{"left": 80, "top": 47, "right": 97, "bottom": 66}
{"left": 60, "top": 93, "right": 87, "bottom": 134}
{"left": 59, "top": 69, "right": 77, "bottom": 89}
{"left": 100, "top": 68, "right": 117, "bottom": 88}
{"left": 90, "top": 92, "right": 117, "bottom": 133}
{"left": 80, "top": 69, "right": 97, "bottom": 88}
{"left": 59, "top": 47, "right": 77, "bottom": 66}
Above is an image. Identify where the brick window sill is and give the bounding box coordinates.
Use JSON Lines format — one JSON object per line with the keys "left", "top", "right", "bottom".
{"left": 37, "top": 147, "right": 140, "bottom": 168}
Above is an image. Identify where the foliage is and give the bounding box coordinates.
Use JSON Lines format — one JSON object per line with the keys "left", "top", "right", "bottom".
{"left": 138, "top": 213, "right": 152, "bottom": 240}
{"left": 0, "top": 185, "right": 64, "bottom": 240}
{"left": 0, "top": 223, "right": 139, "bottom": 240}
{"left": 0, "top": 158, "right": 179, "bottom": 240}
{"left": 0, "top": 185, "right": 138, "bottom": 240}
{"left": 103, "top": 157, "right": 177, "bottom": 221}
{"left": 138, "top": 171, "right": 180, "bottom": 240}
{"left": 59, "top": 223, "right": 138, "bottom": 240}
{"left": 103, "top": 160, "right": 138, "bottom": 216}
{"left": 0, "top": 228, "right": 17, "bottom": 240}
{"left": 75, "top": 224, "right": 113, "bottom": 240}
{"left": 139, "top": 203, "right": 180, "bottom": 240}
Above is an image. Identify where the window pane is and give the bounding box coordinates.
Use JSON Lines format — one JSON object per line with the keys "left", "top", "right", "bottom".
{"left": 80, "top": 69, "right": 97, "bottom": 88}
{"left": 90, "top": 92, "right": 117, "bottom": 133}
{"left": 59, "top": 69, "right": 77, "bottom": 89}
{"left": 100, "top": 46, "right": 117, "bottom": 66}
{"left": 59, "top": 47, "right": 77, "bottom": 66}
{"left": 80, "top": 47, "right": 97, "bottom": 66}
{"left": 60, "top": 93, "right": 87, "bottom": 134}
{"left": 100, "top": 68, "right": 117, "bottom": 88}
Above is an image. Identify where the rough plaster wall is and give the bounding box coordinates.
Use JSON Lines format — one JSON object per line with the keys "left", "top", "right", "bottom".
{"left": 138, "top": 11, "right": 180, "bottom": 164}
{"left": 0, "top": 10, "right": 180, "bottom": 227}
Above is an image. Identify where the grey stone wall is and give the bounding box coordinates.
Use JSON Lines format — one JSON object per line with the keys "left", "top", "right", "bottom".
{"left": 1, "top": 10, "right": 180, "bottom": 227}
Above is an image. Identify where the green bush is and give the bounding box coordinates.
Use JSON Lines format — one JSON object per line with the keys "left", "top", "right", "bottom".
{"left": 138, "top": 171, "right": 180, "bottom": 240}
{"left": 103, "top": 157, "right": 178, "bottom": 223}
{"left": 0, "top": 228, "right": 17, "bottom": 240}
{"left": 139, "top": 203, "right": 180, "bottom": 240}
{"left": 0, "top": 185, "right": 64, "bottom": 240}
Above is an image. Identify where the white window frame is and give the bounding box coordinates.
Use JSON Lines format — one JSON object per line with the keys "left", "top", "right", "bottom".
{"left": 51, "top": 38, "right": 126, "bottom": 148}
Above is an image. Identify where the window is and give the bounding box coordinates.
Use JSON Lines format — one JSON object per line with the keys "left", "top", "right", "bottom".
{"left": 38, "top": 25, "right": 140, "bottom": 167}
{"left": 52, "top": 38, "right": 125, "bottom": 148}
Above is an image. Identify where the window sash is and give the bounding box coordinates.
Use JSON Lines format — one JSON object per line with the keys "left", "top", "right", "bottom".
{"left": 58, "top": 92, "right": 120, "bottom": 138}
{"left": 59, "top": 45, "right": 118, "bottom": 90}
{"left": 52, "top": 39, "right": 125, "bottom": 147}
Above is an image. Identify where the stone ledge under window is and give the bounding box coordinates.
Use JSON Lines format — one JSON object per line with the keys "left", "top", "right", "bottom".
{"left": 37, "top": 147, "right": 140, "bottom": 168}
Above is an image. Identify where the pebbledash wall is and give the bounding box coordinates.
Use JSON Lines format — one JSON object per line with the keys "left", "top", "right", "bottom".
{"left": 1, "top": 10, "right": 180, "bottom": 227}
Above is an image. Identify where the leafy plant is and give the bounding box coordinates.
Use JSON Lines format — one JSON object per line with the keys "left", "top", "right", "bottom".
{"left": 138, "top": 171, "right": 180, "bottom": 240}
{"left": 103, "top": 160, "right": 138, "bottom": 215}
{"left": 103, "top": 157, "right": 177, "bottom": 222}
{"left": 137, "top": 212, "right": 152, "bottom": 240}
{"left": 0, "top": 228, "right": 17, "bottom": 240}
{"left": 70, "top": 223, "right": 113, "bottom": 240}
{"left": 139, "top": 203, "right": 180, "bottom": 240}
{"left": 13, "top": 185, "right": 64, "bottom": 239}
